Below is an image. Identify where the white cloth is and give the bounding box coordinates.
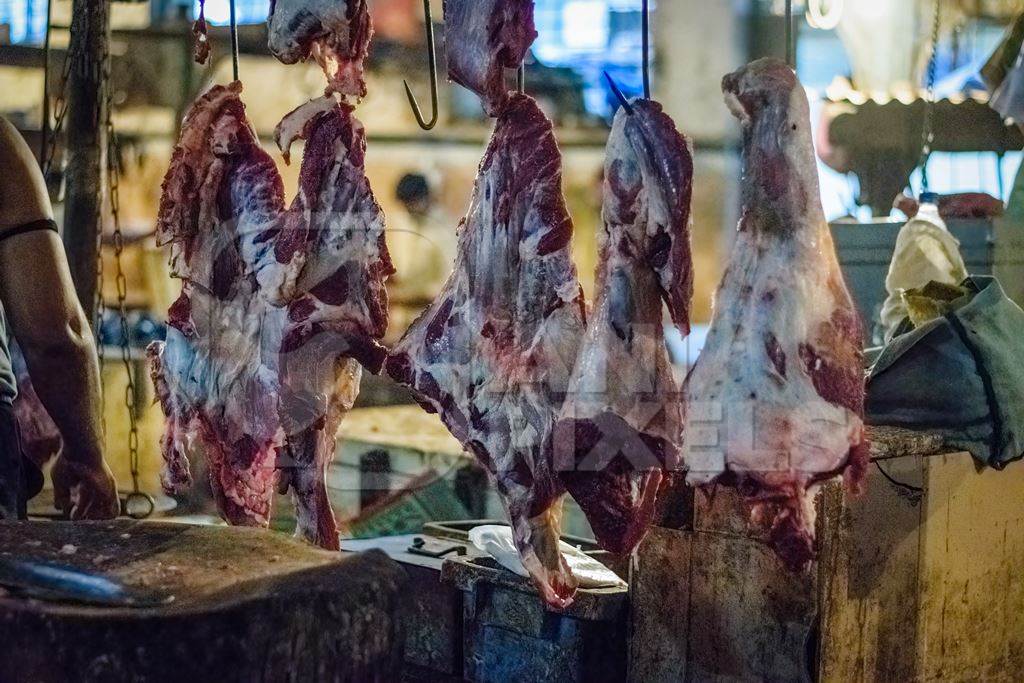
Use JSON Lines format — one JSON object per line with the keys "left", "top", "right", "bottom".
{"left": 468, "top": 524, "right": 626, "bottom": 589}
{"left": 881, "top": 207, "right": 968, "bottom": 340}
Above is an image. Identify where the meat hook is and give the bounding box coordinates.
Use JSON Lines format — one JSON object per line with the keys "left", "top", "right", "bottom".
{"left": 229, "top": 0, "right": 239, "bottom": 81}
{"left": 403, "top": 0, "right": 439, "bottom": 130}
{"left": 605, "top": 71, "right": 634, "bottom": 115}
{"left": 641, "top": 0, "right": 650, "bottom": 99}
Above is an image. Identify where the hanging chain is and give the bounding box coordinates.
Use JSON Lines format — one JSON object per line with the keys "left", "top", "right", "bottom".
{"left": 41, "top": 47, "right": 72, "bottom": 182}
{"left": 918, "top": 0, "right": 942, "bottom": 193}
{"left": 102, "top": 46, "right": 151, "bottom": 518}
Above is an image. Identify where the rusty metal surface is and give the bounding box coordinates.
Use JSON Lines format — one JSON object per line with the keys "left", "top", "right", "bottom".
{"left": 443, "top": 554, "right": 627, "bottom": 683}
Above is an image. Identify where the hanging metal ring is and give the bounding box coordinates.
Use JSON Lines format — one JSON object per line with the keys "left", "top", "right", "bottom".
{"left": 123, "top": 491, "right": 156, "bottom": 520}
{"left": 403, "top": 0, "right": 439, "bottom": 130}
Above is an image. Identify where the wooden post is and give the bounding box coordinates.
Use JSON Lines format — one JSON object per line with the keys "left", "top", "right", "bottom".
{"left": 62, "top": 0, "right": 110, "bottom": 318}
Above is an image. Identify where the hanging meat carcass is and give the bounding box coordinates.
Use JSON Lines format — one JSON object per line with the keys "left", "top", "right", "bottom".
{"left": 442, "top": 0, "right": 537, "bottom": 115}
{"left": 385, "top": 93, "right": 587, "bottom": 608}
{"left": 149, "top": 81, "right": 391, "bottom": 550}
{"left": 272, "top": 96, "right": 393, "bottom": 548}
{"left": 267, "top": 0, "right": 373, "bottom": 99}
{"left": 555, "top": 99, "right": 694, "bottom": 556}
{"left": 683, "top": 58, "right": 868, "bottom": 571}
{"left": 150, "top": 83, "right": 286, "bottom": 531}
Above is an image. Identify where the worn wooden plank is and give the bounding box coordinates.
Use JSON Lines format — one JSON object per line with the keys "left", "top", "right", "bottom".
{"left": 628, "top": 526, "right": 692, "bottom": 682}
{"left": 817, "top": 456, "right": 924, "bottom": 682}
{"left": 918, "top": 454, "right": 1024, "bottom": 681}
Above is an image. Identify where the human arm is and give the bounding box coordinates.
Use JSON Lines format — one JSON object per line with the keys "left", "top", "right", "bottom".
{"left": 0, "top": 117, "right": 118, "bottom": 519}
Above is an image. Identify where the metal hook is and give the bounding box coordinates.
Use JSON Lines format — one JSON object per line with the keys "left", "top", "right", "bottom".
{"left": 517, "top": 63, "right": 525, "bottom": 94}
{"left": 785, "top": 0, "right": 795, "bottom": 68}
{"left": 604, "top": 71, "right": 634, "bottom": 115}
{"left": 403, "top": 0, "right": 439, "bottom": 130}
{"left": 229, "top": 0, "right": 239, "bottom": 81}
{"left": 641, "top": 0, "right": 650, "bottom": 99}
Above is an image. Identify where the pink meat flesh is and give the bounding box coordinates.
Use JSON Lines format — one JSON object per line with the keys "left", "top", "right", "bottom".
{"left": 267, "top": 0, "right": 372, "bottom": 99}
{"left": 683, "top": 59, "right": 868, "bottom": 571}
{"left": 385, "top": 94, "right": 586, "bottom": 608}
{"left": 149, "top": 83, "right": 391, "bottom": 550}
{"left": 442, "top": 0, "right": 537, "bottom": 116}
{"left": 555, "top": 99, "right": 694, "bottom": 556}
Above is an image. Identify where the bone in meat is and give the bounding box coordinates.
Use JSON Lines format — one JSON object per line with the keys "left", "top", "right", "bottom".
{"left": 386, "top": 94, "right": 586, "bottom": 608}
{"left": 683, "top": 59, "right": 868, "bottom": 571}
{"left": 555, "top": 99, "right": 693, "bottom": 555}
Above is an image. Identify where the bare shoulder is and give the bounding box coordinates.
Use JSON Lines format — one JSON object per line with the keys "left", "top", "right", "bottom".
{"left": 0, "top": 116, "right": 51, "bottom": 230}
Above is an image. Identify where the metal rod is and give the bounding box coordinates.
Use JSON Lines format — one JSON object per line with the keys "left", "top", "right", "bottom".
{"left": 39, "top": 0, "right": 53, "bottom": 161}
{"left": 402, "top": 0, "right": 439, "bottom": 130}
{"left": 228, "top": 0, "right": 239, "bottom": 81}
{"left": 785, "top": 0, "right": 795, "bottom": 67}
{"left": 604, "top": 71, "right": 633, "bottom": 115}
{"left": 642, "top": 0, "right": 650, "bottom": 99}
{"left": 517, "top": 63, "right": 525, "bottom": 94}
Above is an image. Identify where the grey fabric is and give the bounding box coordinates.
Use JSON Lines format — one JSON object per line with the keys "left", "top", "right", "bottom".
{"left": 867, "top": 276, "right": 1024, "bottom": 468}
{"left": 0, "top": 306, "right": 15, "bottom": 405}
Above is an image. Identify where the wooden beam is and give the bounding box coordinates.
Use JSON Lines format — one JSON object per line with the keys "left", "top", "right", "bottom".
{"left": 62, "top": 0, "right": 110, "bottom": 318}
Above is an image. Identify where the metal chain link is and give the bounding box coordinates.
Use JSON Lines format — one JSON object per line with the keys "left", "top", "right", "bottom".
{"left": 41, "top": 46, "right": 72, "bottom": 183}
{"left": 919, "top": 0, "right": 942, "bottom": 193}
{"left": 102, "top": 44, "right": 152, "bottom": 519}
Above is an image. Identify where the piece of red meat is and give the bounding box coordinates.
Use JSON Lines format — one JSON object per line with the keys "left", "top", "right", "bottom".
{"left": 894, "top": 192, "right": 1005, "bottom": 220}
{"left": 272, "top": 97, "right": 394, "bottom": 549}
{"left": 683, "top": 59, "right": 868, "bottom": 572}
{"left": 267, "top": 0, "right": 372, "bottom": 99}
{"left": 150, "top": 83, "right": 287, "bottom": 529}
{"left": 192, "top": 0, "right": 210, "bottom": 65}
{"left": 10, "top": 345, "right": 61, "bottom": 469}
{"left": 555, "top": 99, "right": 693, "bottom": 556}
{"left": 385, "top": 94, "right": 586, "bottom": 608}
{"left": 149, "top": 83, "right": 391, "bottom": 550}
{"left": 442, "top": 0, "right": 537, "bottom": 116}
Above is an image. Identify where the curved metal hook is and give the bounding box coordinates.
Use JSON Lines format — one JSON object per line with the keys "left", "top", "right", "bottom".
{"left": 403, "top": 0, "right": 439, "bottom": 130}
{"left": 604, "top": 71, "right": 634, "bottom": 115}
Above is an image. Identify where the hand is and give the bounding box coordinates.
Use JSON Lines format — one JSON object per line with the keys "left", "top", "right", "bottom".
{"left": 51, "top": 455, "right": 120, "bottom": 520}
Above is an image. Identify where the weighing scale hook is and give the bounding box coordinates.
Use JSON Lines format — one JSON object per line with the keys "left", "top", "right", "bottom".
{"left": 403, "top": 0, "right": 439, "bottom": 131}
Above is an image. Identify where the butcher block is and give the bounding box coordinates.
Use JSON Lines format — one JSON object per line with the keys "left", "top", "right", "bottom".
{"left": 0, "top": 521, "right": 407, "bottom": 683}
{"left": 628, "top": 426, "right": 1024, "bottom": 682}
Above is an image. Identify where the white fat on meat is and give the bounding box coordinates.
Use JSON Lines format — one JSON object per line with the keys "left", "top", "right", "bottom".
{"left": 556, "top": 99, "right": 694, "bottom": 556}
{"left": 683, "top": 59, "right": 867, "bottom": 571}
{"left": 149, "top": 83, "right": 391, "bottom": 550}
{"left": 386, "top": 94, "right": 586, "bottom": 608}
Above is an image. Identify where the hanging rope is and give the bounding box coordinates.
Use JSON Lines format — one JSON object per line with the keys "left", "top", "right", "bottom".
{"left": 919, "top": 0, "right": 942, "bottom": 193}
{"left": 229, "top": 0, "right": 240, "bottom": 81}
